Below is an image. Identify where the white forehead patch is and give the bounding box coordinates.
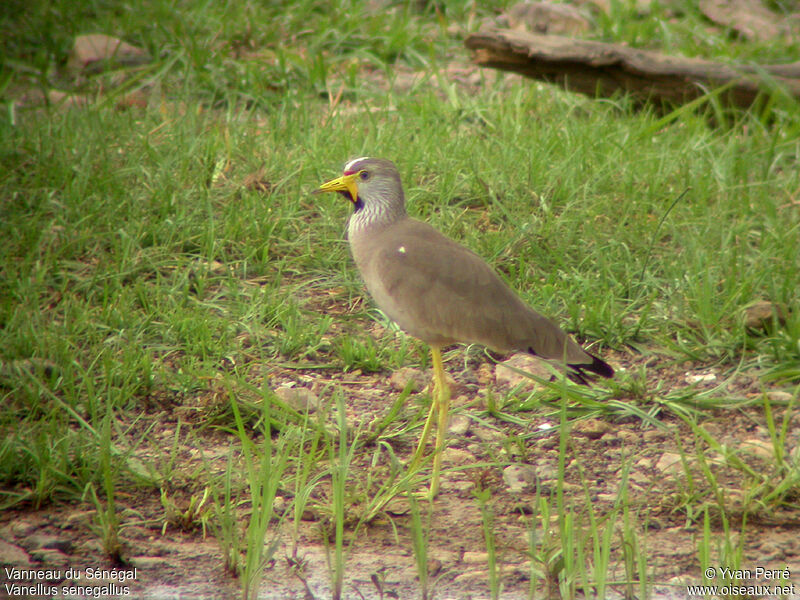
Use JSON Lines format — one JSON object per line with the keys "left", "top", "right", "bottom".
{"left": 344, "top": 156, "right": 371, "bottom": 172}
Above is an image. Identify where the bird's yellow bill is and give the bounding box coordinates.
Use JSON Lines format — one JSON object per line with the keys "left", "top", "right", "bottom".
{"left": 315, "top": 173, "right": 359, "bottom": 204}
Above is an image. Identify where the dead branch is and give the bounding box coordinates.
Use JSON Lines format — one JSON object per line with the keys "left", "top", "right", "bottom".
{"left": 464, "top": 29, "right": 800, "bottom": 109}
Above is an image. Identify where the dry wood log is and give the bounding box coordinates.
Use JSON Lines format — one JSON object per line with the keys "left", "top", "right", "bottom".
{"left": 465, "top": 29, "right": 800, "bottom": 109}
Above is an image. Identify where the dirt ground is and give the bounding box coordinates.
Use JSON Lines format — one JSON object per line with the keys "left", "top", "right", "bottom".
{"left": 2, "top": 345, "right": 799, "bottom": 600}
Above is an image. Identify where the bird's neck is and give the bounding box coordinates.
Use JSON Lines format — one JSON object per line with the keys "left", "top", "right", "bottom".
{"left": 348, "top": 200, "right": 406, "bottom": 238}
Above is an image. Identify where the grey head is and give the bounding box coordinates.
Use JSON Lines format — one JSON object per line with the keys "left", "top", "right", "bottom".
{"left": 316, "top": 157, "right": 408, "bottom": 234}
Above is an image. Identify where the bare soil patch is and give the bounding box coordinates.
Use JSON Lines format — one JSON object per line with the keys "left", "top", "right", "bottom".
{"left": 2, "top": 345, "right": 798, "bottom": 599}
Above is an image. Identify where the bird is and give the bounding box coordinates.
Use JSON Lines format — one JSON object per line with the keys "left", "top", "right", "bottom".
{"left": 315, "top": 157, "right": 613, "bottom": 497}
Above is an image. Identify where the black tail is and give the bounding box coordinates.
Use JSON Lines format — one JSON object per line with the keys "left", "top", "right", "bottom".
{"left": 567, "top": 352, "right": 614, "bottom": 386}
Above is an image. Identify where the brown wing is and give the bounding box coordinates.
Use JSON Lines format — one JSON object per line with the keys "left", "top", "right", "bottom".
{"left": 361, "top": 218, "right": 592, "bottom": 364}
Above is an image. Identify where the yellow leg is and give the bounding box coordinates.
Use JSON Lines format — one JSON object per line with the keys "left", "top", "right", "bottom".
{"left": 408, "top": 388, "right": 437, "bottom": 472}
{"left": 429, "top": 346, "right": 450, "bottom": 498}
{"left": 407, "top": 346, "right": 451, "bottom": 498}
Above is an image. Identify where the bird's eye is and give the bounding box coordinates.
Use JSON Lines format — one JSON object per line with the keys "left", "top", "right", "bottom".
{"left": 359, "top": 170, "right": 369, "bottom": 181}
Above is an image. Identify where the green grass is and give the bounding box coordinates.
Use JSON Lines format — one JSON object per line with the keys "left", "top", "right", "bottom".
{"left": 2, "top": 0, "right": 800, "bottom": 598}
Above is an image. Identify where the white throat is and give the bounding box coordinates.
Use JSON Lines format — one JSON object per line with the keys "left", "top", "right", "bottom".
{"left": 348, "top": 203, "right": 390, "bottom": 238}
